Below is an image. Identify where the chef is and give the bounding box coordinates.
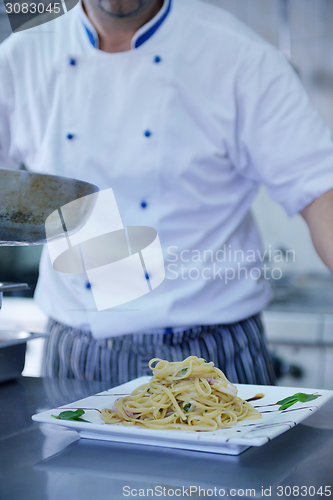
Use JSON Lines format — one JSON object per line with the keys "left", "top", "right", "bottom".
{"left": 1, "top": 0, "right": 333, "bottom": 385}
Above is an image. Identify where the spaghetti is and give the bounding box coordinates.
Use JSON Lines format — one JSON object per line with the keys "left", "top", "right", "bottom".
{"left": 101, "top": 356, "right": 261, "bottom": 431}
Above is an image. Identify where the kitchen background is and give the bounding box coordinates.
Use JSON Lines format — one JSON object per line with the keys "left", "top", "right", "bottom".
{"left": 0, "top": 0, "right": 332, "bottom": 387}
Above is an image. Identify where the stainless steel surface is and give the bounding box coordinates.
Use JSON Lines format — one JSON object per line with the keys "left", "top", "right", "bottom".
{"left": 0, "top": 282, "right": 29, "bottom": 309}
{"left": 0, "top": 169, "right": 99, "bottom": 245}
{"left": 0, "top": 344, "right": 26, "bottom": 382}
{"left": 0, "top": 332, "right": 47, "bottom": 381}
{"left": 0, "top": 283, "right": 33, "bottom": 382}
{"left": 0, "top": 282, "right": 29, "bottom": 293}
{"left": 0, "top": 331, "right": 47, "bottom": 348}
{"left": 267, "top": 273, "right": 333, "bottom": 314}
{"left": 0, "top": 292, "right": 47, "bottom": 382}
{"left": 1, "top": 377, "right": 333, "bottom": 500}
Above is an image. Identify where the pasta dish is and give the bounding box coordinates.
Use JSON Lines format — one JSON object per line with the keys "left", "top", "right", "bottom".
{"left": 101, "top": 356, "right": 261, "bottom": 431}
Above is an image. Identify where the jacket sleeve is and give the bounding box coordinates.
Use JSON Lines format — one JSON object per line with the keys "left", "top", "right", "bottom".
{"left": 232, "top": 42, "right": 333, "bottom": 216}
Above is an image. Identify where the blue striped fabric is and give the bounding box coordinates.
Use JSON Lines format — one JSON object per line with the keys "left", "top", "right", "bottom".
{"left": 42, "top": 316, "right": 276, "bottom": 386}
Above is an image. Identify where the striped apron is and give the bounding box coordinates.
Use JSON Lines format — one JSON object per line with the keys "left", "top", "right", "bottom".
{"left": 42, "top": 315, "right": 276, "bottom": 386}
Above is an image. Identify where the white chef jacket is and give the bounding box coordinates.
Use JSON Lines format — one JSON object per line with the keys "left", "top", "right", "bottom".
{"left": 1, "top": 0, "right": 333, "bottom": 339}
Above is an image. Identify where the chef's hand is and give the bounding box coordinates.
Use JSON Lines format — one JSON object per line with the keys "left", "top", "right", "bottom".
{"left": 301, "top": 188, "right": 333, "bottom": 273}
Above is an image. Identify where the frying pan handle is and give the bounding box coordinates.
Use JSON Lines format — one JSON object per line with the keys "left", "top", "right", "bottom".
{"left": 0, "top": 283, "right": 29, "bottom": 309}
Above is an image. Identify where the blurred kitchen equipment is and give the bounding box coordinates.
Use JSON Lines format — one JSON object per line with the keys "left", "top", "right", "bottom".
{"left": 0, "top": 283, "right": 30, "bottom": 382}
{"left": 0, "top": 282, "right": 29, "bottom": 309}
{"left": 0, "top": 168, "right": 99, "bottom": 245}
{"left": 0, "top": 168, "right": 100, "bottom": 382}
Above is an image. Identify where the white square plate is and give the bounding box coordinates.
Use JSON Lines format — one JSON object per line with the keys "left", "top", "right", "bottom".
{"left": 32, "top": 377, "right": 333, "bottom": 455}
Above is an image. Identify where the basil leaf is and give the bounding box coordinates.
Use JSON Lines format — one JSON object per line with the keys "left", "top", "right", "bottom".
{"left": 298, "top": 393, "right": 318, "bottom": 403}
{"left": 52, "top": 409, "right": 89, "bottom": 422}
{"left": 58, "top": 409, "right": 85, "bottom": 420}
{"left": 276, "top": 395, "right": 299, "bottom": 406}
{"left": 279, "top": 400, "right": 300, "bottom": 411}
{"left": 277, "top": 392, "right": 319, "bottom": 411}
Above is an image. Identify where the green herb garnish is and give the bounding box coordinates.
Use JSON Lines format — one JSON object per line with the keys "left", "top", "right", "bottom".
{"left": 277, "top": 392, "right": 319, "bottom": 411}
{"left": 52, "top": 409, "right": 89, "bottom": 422}
{"left": 181, "top": 368, "right": 188, "bottom": 372}
{"left": 183, "top": 403, "right": 191, "bottom": 412}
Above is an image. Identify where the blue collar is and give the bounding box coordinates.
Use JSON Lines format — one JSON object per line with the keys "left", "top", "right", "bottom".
{"left": 81, "top": 0, "right": 172, "bottom": 50}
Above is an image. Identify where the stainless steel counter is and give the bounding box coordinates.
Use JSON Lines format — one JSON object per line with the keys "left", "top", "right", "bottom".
{"left": 266, "top": 273, "right": 333, "bottom": 315}
{"left": 1, "top": 377, "right": 333, "bottom": 500}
